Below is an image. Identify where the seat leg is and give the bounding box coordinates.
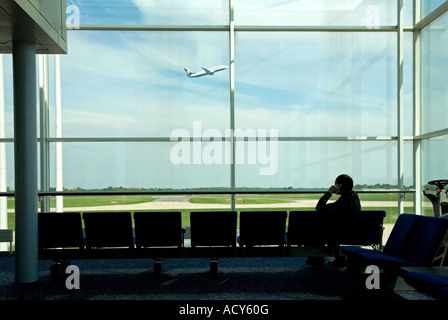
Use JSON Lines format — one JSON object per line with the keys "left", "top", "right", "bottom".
{"left": 51, "top": 260, "right": 71, "bottom": 281}
{"left": 154, "top": 258, "right": 163, "bottom": 278}
{"left": 210, "top": 258, "right": 218, "bottom": 278}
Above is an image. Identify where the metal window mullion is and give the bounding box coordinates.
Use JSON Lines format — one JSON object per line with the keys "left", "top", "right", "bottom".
{"left": 415, "top": 128, "right": 448, "bottom": 140}
{"left": 38, "top": 54, "right": 50, "bottom": 213}
{"left": 414, "top": 0, "right": 422, "bottom": 215}
{"left": 55, "top": 55, "right": 64, "bottom": 212}
{"left": 397, "top": 0, "right": 405, "bottom": 214}
{"left": 0, "top": 54, "right": 8, "bottom": 252}
{"left": 414, "top": 0, "right": 448, "bottom": 30}
{"left": 229, "top": 0, "right": 236, "bottom": 210}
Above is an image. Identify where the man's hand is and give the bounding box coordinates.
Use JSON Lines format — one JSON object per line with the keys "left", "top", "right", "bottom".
{"left": 328, "top": 185, "right": 340, "bottom": 194}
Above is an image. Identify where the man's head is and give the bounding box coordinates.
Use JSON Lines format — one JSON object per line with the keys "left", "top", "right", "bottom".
{"left": 334, "top": 174, "right": 354, "bottom": 194}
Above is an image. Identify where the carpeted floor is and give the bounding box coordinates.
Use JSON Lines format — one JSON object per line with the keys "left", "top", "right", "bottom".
{"left": 0, "top": 257, "right": 445, "bottom": 320}
{"left": 0, "top": 255, "right": 436, "bottom": 300}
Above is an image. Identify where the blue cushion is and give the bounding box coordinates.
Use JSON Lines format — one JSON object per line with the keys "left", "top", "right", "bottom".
{"left": 438, "top": 286, "right": 448, "bottom": 298}
{"left": 357, "top": 251, "right": 419, "bottom": 267}
{"left": 382, "top": 214, "right": 423, "bottom": 257}
{"left": 341, "top": 246, "right": 376, "bottom": 257}
{"left": 402, "top": 217, "right": 448, "bottom": 265}
{"left": 403, "top": 272, "right": 448, "bottom": 291}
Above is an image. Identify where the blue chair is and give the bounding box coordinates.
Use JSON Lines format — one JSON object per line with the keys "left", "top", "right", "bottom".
{"left": 357, "top": 215, "right": 448, "bottom": 269}
{"left": 343, "top": 213, "right": 423, "bottom": 271}
{"left": 403, "top": 271, "right": 448, "bottom": 298}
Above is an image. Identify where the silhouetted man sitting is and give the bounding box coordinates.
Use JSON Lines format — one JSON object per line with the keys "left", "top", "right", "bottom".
{"left": 306, "top": 174, "right": 361, "bottom": 267}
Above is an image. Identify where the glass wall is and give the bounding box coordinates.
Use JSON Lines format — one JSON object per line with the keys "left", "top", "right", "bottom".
{"left": 234, "top": 32, "right": 398, "bottom": 137}
{"left": 419, "top": 2, "right": 448, "bottom": 216}
{"left": 3, "top": 0, "right": 448, "bottom": 218}
{"left": 420, "top": 7, "right": 448, "bottom": 200}
{"left": 59, "top": 31, "right": 230, "bottom": 138}
{"left": 49, "top": 0, "right": 415, "bottom": 193}
{"left": 235, "top": 0, "right": 397, "bottom": 26}
{"left": 51, "top": 142, "right": 231, "bottom": 190}
{"left": 66, "top": 0, "right": 229, "bottom": 25}
{"left": 421, "top": 0, "right": 447, "bottom": 19}
{"left": 420, "top": 11, "right": 448, "bottom": 134}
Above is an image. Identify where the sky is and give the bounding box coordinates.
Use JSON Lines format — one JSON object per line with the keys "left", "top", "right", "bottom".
{"left": 2, "top": 0, "right": 444, "bottom": 190}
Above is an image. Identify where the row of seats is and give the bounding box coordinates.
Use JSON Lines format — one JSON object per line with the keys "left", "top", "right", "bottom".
{"left": 38, "top": 210, "right": 386, "bottom": 251}
{"left": 342, "top": 213, "right": 448, "bottom": 273}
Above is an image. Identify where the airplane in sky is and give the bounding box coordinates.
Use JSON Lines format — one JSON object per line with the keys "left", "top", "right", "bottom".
{"left": 184, "top": 65, "right": 228, "bottom": 78}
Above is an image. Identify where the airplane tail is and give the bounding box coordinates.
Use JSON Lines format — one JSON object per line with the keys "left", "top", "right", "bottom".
{"left": 184, "top": 68, "right": 192, "bottom": 77}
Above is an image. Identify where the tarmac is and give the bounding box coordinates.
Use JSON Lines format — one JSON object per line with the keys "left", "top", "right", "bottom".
{"left": 59, "top": 195, "right": 416, "bottom": 212}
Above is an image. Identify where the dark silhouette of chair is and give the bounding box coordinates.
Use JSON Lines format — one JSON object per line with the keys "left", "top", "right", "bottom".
{"left": 190, "top": 211, "right": 237, "bottom": 277}
{"left": 239, "top": 211, "right": 287, "bottom": 247}
{"left": 190, "top": 211, "right": 237, "bottom": 248}
{"left": 343, "top": 213, "right": 423, "bottom": 272}
{"left": 343, "top": 214, "right": 448, "bottom": 273}
{"left": 83, "top": 211, "right": 134, "bottom": 249}
{"left": 343, "top": 213, "right": 422, "bottom": 264}
{"left": 286, "top": 211, "right": 325, "bottom": 246}
{"left": 403, "top": 271, "right": 448, "bottom": 298}
{"left": 357, "top": 215, "right": 448, "bottom": 268}
{"left": 324, "top": 210, "right": 386, "bottom": 246}
{"left": 38, "top": 212, "right": 84, "bottom": 250}
{"left": 134, "top": 211, "right": 184, "bottom": 248}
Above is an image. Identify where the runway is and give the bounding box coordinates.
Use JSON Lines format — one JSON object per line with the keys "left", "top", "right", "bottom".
{"left": 60, "top": 195, "right": 415, "bottom": 212}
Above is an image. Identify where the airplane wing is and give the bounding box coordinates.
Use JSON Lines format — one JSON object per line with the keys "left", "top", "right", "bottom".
{"left": 201, "top": 66, "right": 213, "bottom": 74}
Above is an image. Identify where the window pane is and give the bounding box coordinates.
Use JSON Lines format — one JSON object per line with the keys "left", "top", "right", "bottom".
{"left": 421, "top": 12, "right": 448, "bottom": 134}
{"left": 0, "top": 143, "right": 14, "bottom": 191}
{"left": 403, "top": 0, "right": 414, "bottom": 26}
{"left": 60, "top": 31, "right": 230, "bottom": 137}
{"left": 235, "top": 32, "right": 397, "bottom": 137}
{"left": 67, "top": 0, "right": 228, "bottom": 26}
{"left": 235, "top": 141, "right": 398, "bottom": 189}
{"left": 421, "top": 0, "right": 447, "bottom": 20}
{"left": 235, "top": 0, "right": 397, "bottom": 27}
{"left": 403, "top": 32, "right": 414, "bottom": 137}
{"left": 422, "top": 134, "right": 448, "bottom": 216}
{"left": 422, "top": 136, "right": 448, "bottom": 216}
{"left": 1, "top": 55, "right": 13, "bottom": 139}
{"left": 422, "top": 135, "right": 448, "bottom": 184}
{"left": 52, "top": 142, "right": 231, "bottom": 190}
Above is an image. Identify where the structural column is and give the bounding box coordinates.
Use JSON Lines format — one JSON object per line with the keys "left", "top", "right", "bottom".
{"left": 13, "top": 41, "right": 39, "bottom": 283}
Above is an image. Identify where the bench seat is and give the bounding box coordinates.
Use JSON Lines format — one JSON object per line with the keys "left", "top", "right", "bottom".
{"left": 38, "top": 209, "right": 388, "bottom": 278}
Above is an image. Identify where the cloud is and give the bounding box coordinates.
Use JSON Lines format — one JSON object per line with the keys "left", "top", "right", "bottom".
{"left": 131, "top": 0, "right": 228, "bottom": 25}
